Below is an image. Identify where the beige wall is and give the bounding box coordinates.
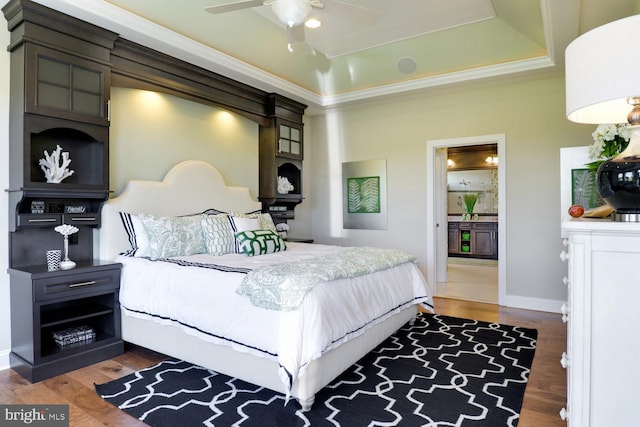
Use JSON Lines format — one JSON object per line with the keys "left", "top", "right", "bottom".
{"left": 302, "top": 75, "right": 593, "bottom": 310}
{"left": 109, "top": 88, "right": 259, "bottom": 198}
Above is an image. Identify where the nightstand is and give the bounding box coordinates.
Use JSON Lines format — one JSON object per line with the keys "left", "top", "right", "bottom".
{"left": 8, "top": 260, "right": 124, "bottom": 382}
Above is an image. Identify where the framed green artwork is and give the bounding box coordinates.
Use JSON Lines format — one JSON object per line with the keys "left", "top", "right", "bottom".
{"left": 342, "top": 159, "right": 387, "bottom": 229}
{"left": 347, "top": 176, "right": 381, "bottom": 213}
{"left": 571, "top": 168, "right": 603, "bottom": 209}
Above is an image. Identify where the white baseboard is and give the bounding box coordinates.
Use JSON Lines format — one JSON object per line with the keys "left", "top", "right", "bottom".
{"left": 504, "top": 295, "right": 564, "bottom": 314}
{"left": 0, "top": 348, "right": 10, "bottom": 372}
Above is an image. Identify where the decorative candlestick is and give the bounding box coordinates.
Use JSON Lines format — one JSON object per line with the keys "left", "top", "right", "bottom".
{"left": 54, "top": 224, "right": 79, "bottom": 270}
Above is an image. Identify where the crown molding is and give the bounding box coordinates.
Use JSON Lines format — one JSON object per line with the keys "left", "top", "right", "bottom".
{"left": 31, "top": 0, "right": 561, "bottom": 112}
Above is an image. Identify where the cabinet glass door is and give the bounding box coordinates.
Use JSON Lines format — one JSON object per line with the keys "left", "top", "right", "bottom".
{"left": 37, "top": 57, "right": 70, "bottom": 111}
{"left": 290, "top": 127, "right": 301, "bottom": 155}
{"left": 278, "top": 123, "right": 302, "bottom": 158}
{"left": 37, "top": 56, "right": 103, "bottom": 117}
{"left": 72, "top": 67, "right": 102, "bottom": 116}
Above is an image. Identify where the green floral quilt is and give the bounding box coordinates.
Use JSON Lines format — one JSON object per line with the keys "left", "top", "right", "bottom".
{"left": 236, "top": 247, "right": 416, "bottom": 311}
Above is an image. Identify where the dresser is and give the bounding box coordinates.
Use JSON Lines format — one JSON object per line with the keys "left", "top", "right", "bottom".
{"left": 560, "top": 219, "right": 640, "bottom": 426}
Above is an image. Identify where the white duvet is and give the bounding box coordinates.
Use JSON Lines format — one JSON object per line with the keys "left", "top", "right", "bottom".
{"left": 117, "top": 242, "right": 433, "bottom": 395}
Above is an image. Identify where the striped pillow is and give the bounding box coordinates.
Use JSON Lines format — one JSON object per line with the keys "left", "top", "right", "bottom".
{"left": 119, "top": 212, "right": 151, "bottom": 257}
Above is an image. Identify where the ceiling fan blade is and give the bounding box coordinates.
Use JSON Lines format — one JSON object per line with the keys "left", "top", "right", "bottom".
{"left": 291, "top": 24, "right": 306, "bottom": 43}
{"left": 324, "top": 0, "right": 380, "bottom": 24}
{"left": 205, "top": 0, "right": 265, "bottom": 14}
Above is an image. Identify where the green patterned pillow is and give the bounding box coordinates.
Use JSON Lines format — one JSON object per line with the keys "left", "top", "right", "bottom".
{"left": 139, "top": 213, "right": 206, "bottom": 258}
{"left": 235, "top": 229, "right": 287, "bottom": 257}
{"left": 201, "top": 214, "right": 236, "bottom": 255}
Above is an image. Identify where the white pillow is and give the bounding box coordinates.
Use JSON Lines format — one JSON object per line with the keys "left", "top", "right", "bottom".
{"left": 230, "top": 216, "right": 260, "bottom": 233}
{"left": 230, "top": 211, "right": 277, "bottom": 232}
{"left": 119, "top": 212, "right": 150, "bottom": 257}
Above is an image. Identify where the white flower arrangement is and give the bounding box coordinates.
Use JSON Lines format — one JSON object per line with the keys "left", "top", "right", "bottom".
{"left": 586, "top": 123, "right": 631, "bottom": 171}
{"left": 39, "top": 145, "right": 75, "bottom": 183}
{"left": 55, "top": 224, "right": 79, "bottom": 236}
{"left": 55, "top": 224, "right": 79, "bottom": 270}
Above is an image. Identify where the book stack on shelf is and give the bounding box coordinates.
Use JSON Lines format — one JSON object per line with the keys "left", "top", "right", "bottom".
{"left": 53, "top": 325, "right": 96, "bottom": 349}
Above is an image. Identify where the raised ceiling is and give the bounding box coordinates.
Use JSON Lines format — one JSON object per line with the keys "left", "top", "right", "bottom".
{"left": 30, "top": 0, "right": 640, "bottom": 110}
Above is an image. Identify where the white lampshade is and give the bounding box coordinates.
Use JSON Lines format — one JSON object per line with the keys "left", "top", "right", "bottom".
{"left": 271, "top": 0, "right": 312, "bottom": 27}
{"left": 565, "top": 14, "right": 640, "bottom": 124}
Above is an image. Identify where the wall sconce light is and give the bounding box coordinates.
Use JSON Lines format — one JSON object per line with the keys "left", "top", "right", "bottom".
{"left": 447, "top": 159, "right": 455, "bottom": 168}
{"left": 566, "top": 14, "right": 640, "bottom": 221}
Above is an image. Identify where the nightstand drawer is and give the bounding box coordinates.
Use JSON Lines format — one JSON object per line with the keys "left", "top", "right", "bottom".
{"left": 63, "top": 213, "right": 101, "bottom": 227}
{"left": 17, "top": 214, "right": 62, "bottom": 228}
{"left": 34, "top": 268, "right": 120, "bottom": 302}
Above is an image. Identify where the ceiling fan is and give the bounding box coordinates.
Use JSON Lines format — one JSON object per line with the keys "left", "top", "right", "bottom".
{"left": 205, "top": 0, "right": 377, "bottom": 52}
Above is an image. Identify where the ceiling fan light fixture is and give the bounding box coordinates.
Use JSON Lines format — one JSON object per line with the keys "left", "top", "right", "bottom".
{"left": 271, "top": 0, "right": 312, "bottom": 27}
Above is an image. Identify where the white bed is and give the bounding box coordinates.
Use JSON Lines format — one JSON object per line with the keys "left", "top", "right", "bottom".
{"left": 97, "top": 160, "right": 432, "bottom": 410}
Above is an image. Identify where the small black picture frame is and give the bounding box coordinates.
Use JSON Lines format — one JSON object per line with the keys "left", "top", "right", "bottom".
{"left": 30, "top": 200, "right": 45, "bottom": 214}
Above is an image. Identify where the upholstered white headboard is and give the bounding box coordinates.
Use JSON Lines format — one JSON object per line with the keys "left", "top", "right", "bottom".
{"left": 96, "top": 160, "right": 261, "bottom": 261}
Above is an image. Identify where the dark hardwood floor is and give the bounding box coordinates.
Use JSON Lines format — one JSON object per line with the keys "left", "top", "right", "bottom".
{"left": 0, "top": 297, "right": 566, "bottom": 426}
{"left": 433, "top": 298, "right": 567, "bottom": 427}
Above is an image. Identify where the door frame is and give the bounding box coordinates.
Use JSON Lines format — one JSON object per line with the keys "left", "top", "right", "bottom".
{"left": 425, "top": 134, "right": 506, "bottom": 305}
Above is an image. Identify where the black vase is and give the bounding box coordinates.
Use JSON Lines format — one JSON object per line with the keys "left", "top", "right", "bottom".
{"left": 597, "top": 154, "right": 640, "bottom": 214}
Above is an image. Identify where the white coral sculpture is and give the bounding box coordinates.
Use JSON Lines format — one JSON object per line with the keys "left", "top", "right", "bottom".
{"left": 39, "top": 145, "right": 74, "bottom": 183}
{"left": 277, "top": 176, "right": 294, "bottom": 194}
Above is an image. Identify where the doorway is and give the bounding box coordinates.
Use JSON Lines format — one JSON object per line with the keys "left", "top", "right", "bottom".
{"left": 425, "top": 134, "right": 506, "bottom": 305}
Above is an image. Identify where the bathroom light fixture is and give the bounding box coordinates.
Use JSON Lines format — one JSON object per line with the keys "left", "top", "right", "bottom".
{"left": 485, "top": 156, "right": 498, "bottom": 165}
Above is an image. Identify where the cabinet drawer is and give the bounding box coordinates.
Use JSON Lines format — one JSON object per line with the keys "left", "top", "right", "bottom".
{"left": 472, "top": 222, "right": 497, "bottom": 229}
{"left": 17, "top": 213, "right": 101, "bottom": 228}
{"left": 63, "top": 213, "right": 100, "bottom": 227}
{"left": 34, "top": 269, "right": 120, "bottom": 302}
{"left": 17, "top": 214, "right": 62, "bottom": 228}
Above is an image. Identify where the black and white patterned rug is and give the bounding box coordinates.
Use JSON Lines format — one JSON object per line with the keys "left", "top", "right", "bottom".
{"left": 95, "top": 313, "right": 537, "bottom": 426}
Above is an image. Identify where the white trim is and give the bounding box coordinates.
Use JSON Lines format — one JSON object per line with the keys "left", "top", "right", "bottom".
{"left": 0, "top": 349, "right": 10, "bottom": 373}
{"left": 321, "top": 56, "right": 554, "bottom": 108}
{"left": 426, "top": 134, "right": 506, "bottom": 305}
{"left": 504, "top": 295, "right": 563, "bottom": 314}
